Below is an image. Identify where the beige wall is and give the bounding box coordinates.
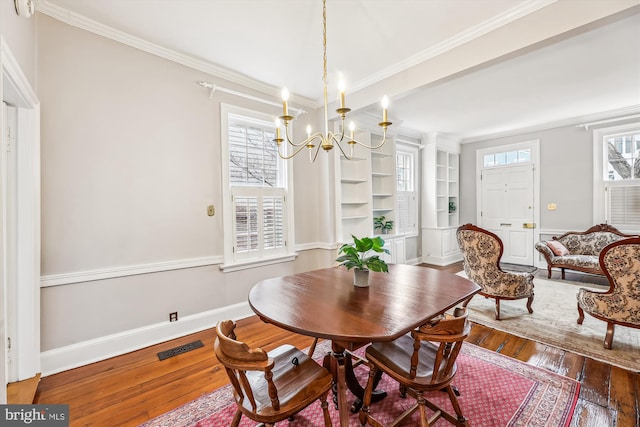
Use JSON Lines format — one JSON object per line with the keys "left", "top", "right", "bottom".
{"left": 0, "top": 0, "right": 36, "bottom": 86}
{"left": 459, "top": 118, "right": 639, "bottom": 232}
{"left": 37, "top": 14, "right": 329, "bottom": 352}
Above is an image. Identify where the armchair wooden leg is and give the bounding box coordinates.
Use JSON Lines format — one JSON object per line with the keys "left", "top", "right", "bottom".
{"left": 526, "top": 294, "right": 534, "bottom": 314}
{"left": 561, "top": 268, "right": 566, "bottom": 280}
{"left": 494, "top": 299, "right": 501, "bottom": 320}
{"left": 547, "top": 266, "right": 552, "bottom": 279}
{"left": 604, "top": 323, "right": 615, "bottom": 350}
{"left": 577, "top": 304, "right": 585, "bottom": 325}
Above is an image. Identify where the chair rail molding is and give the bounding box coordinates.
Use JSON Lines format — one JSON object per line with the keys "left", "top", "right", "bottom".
{"left": 40, "top": 256, "right": 223, "bottom": 287}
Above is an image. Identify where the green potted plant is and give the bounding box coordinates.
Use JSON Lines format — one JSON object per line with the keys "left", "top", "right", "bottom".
{"left": 373, "top": 216, "right": 394, "bottom": 234}
{"left": 336, "top": 235, "right": 390, "bottom": 287}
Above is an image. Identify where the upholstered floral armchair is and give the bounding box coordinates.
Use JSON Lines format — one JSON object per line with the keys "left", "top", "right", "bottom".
{"left": 456, "top": 224, "right": 535, "bottom": 320}
{"left": 577, "top": 237, "right": 640, "bottom": 350}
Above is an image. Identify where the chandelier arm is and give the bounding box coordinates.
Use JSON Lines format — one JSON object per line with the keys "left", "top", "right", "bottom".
{"left": 350, "top": 132, "right": 389, "bottom": 150}
{"left": 283, "top": 124, "right": 319, "bottom": 148}
{"left": 310, "top": 139, "right": 326, "bottom": 162}
{"left": 333, "top": 138, "right": 353, "bottom": 160}
{"left": 277, "top": 140, "right": 314, "bottom": 160}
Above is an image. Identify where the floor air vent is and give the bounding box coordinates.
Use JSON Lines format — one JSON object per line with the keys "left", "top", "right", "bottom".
{"left": 157, "top": 340, "right": 204, "bottom": 361}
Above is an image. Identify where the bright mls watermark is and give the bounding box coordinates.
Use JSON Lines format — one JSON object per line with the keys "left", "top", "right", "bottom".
{"left": 1, "top": 405, "right": 68, "bottom": 426}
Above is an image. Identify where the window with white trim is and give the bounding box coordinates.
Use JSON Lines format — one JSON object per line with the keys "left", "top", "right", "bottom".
{"left": 396, "top": 143, "right": 418, "bottom": 234}
{"left": 603, "top": 129, "right": 640, "bottom": 227}
{"left": 221, "top": 105, "right": 292, "bottom": 267}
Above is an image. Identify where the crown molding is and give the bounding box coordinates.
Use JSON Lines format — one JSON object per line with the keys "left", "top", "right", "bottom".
{"left": 461, "top": 105, "right": 640, "bottom": 144}
{"left": 350, "top": 0, "right": 557, "bottom": 93}
{"left": 35, "top": 1, "right": 318, "bottom": 109}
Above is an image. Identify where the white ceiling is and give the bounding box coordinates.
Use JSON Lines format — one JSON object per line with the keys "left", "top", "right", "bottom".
{"left": 38, "top": 0, "right": 640, "bottom": 141}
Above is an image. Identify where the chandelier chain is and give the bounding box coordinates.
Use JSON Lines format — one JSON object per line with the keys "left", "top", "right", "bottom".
{"left": 322, "top": 0, "right": 327, "bottom": 87}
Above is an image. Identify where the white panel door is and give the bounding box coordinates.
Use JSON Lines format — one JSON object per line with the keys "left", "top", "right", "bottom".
{"left": 481, "top": 164, "right": 535, "bottom": 265}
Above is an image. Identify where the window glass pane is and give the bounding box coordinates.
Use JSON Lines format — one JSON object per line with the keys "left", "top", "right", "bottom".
{"left": 484, "top": 149, "right": 531, "bottom": 167}
{"left": 396, "top": 153, "right": 412, "bottom": 192}
{"left": 229, "top": 116, "right": 279, "bottom": 187}
{"left": 518, "top": 149, "right": 531, "bottom": 163}
{"left": 605, "top": 132, "right": 640, "bottom": 181}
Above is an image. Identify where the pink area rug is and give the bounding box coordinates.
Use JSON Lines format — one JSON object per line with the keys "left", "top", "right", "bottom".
{"left": 140, "top": 341, "right": 579, "bottom": 427}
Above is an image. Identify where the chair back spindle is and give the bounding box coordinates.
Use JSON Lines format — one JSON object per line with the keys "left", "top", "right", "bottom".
{"left": 360, "top": 308, "right": 472, "bottom": 426}
{"left": 214, "top": 320, "right": 333, "bottom": 426}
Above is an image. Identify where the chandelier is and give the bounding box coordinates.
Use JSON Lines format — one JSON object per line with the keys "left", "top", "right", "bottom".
{"left": 275, "top": 0, "right": 392, "bottom": 161}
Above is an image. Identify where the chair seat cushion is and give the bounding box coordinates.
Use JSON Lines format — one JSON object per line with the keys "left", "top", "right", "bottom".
{"left": 553, "top": 254, "right": 600, "bottom": 271}
{"left": 577, "top": 289, "right": 640, "bottom": 326}
{"left": 366, "top": 334, "right": 456, "bottom": 389}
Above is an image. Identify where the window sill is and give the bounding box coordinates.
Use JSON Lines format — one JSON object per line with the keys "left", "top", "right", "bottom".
{"left": 219, "top": 253, "right": 298, "bottom": 273}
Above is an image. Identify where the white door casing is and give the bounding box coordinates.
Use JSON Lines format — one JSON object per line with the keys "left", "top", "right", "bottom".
{"left": 1, "top": 36, "right": 41, "bottom": 389}
{"left": 2, "top": 103, "right": 17, "bottom": 385}
{"left": 477, "top": 141, "right": 540, "bottom": 266}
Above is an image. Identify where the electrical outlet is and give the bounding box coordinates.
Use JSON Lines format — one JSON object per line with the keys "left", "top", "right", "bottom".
{"left": 169, "top": 312, "right": 178, "bottom": 322}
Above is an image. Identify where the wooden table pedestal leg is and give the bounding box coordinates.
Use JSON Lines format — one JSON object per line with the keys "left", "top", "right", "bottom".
{"left": 323, "top": 346, "right": 388, "bottom": 424}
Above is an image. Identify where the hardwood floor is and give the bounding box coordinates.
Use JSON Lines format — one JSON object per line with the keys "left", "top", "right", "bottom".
{"left": 33, "top": 263, "right": 639, "bottom": 427}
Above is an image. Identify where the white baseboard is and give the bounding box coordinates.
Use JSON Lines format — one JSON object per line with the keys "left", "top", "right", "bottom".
{"left": 421, "top": 254, "right": 463, "bottom": 266}
{"left": 40, "top": 302, "right": 254, "bottom": 376}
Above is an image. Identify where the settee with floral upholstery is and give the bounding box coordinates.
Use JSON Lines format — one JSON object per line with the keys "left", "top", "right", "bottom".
{"left": 535, "top": 224, "right": 638, "bottom": 280}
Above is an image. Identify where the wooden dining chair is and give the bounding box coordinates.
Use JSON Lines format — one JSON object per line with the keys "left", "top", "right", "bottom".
{"left": 359, "top": 308, "right": 471, "bottom": 427}
{"left": 214, "top": 320, "right": 334, "bottom": 427}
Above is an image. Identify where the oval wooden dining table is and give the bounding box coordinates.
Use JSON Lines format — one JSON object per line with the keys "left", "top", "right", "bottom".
{"left": 248, "top": 263, "right": 480, "bottom": 427}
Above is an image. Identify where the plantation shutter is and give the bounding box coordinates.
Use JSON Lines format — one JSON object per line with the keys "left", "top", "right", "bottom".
{"left": 607, "top": 184, "right": 640, "bottom": 227}
{"left": 227, "top": 114, "right": 286, "bottom": 261}
{"left": 396, "top": 192, "right": 417, "bottom": 233}
{"left": 263, "top": 196, "right": 285, "bottom": 251}
{"left": 234, "top": 196, "right": 259, "bottom": 255}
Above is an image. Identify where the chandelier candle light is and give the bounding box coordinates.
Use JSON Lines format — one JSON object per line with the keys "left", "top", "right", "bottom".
{"left": 274, "top": 0, "right": 392, "bottom": 161}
